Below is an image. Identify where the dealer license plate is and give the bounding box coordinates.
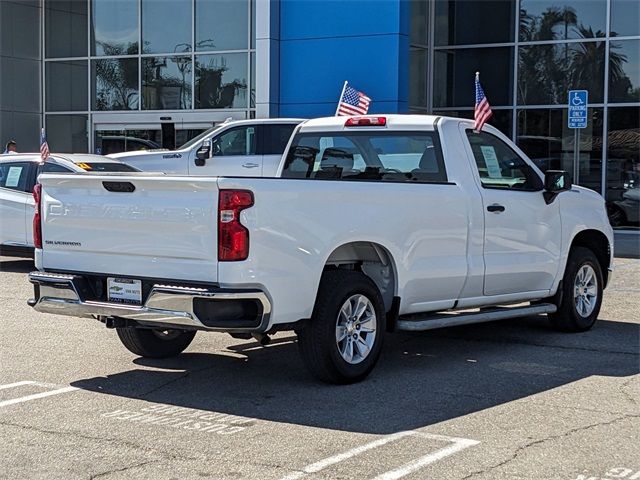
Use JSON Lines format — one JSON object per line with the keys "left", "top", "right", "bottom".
{"left": 107, "top": 277, "right": 142, "bottom": 305}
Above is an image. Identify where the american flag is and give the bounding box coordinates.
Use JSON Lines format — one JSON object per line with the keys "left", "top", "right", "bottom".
{"left": 337, "top": 84, "right": 371, "bottom": 116}
{"left": 474, "top": 72, "right": 492, "bottom": 132}
{"left": 40, "top": 128, "right": 50, "bottom": 162}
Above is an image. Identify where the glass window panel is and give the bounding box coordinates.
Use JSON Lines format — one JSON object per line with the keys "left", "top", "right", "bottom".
{"left": 516, "top": 107, "right": 603, "bottom": 193}
{"left": 195, "top": 53, "right": 248, "bottom": 109}
{"left": 142, "top": 0, "right": 191, "bottom": 54}
{"left": 606, "top": 107, "right": 640, "bottom": 228}
{"left": 142, "top": 56, "right": 192, "bottom": 110}
{"left": 434, "top": 48, "right": 513, "bottom": 108}
{"left": 411, "top": 0, "right": 428, "bottom": 45}
{"left": 92, "top": 58, "right": 139, "bottom": 110}
{"left": 611, "top": 0, "right": 639, "bottom": 37}
{"left": 45, "top": 114, "right": 88, "bottom": 153}
{"left": 409, "top": 47, "right": 428, "bottom": 109}
{"left": 45, "top": 0, "right": 87, "bottom": 58}
{"left": 435, "top": 0, "right": 515, "bottom": 46}
{"left": 91, "top": 0, "right": 138, "bottom": 56}
{"left": 196, "top": 0, "right": 248, "bottom": 52}
{"left": 434, "top": 109, "right": 513, "bottom": 138}
{"left": 46, "top": 60, "right": 88, "bottom": 111}
{"left": 519, "top": 0, "right": 606, "bottom": 41}
{"left": 518, "top": 42, "right": 605, "bottom": 105}
{"left": 1, "top": 1, "right": 40, "bottom": 60}
{"left": 609, "top": 40, "right": 640, "bottom": 104}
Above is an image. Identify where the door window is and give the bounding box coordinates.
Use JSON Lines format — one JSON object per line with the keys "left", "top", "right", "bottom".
{"left": 466, "top": 130, "right": 543, "bottom": 190}
{"left": 213, "top": 126, "right": 256, "bottom": 156}
{"left": 262, "top": 124, "right": 298, "bottom": 154}
{"left": 0, "top": 162, "right": 35, "bottom": 193}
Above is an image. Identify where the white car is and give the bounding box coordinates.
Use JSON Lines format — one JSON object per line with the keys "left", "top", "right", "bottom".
{"left": 29, "top": 115, "right": 614, "bottom": 383}
{"left": 0, "top": 153, "right": 138, "bottom": 257}
{"left": 108, "top": 118, "right": 305, "bottom": 176}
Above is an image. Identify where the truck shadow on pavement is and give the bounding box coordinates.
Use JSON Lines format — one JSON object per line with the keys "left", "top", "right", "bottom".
{"left": 71, "top": 316, "right": 639, "bottom": 435}
{"left": 0, "top": 257, "right": 34, "bottom": 273}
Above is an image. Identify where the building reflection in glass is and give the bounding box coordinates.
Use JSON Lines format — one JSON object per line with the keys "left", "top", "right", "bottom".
{"left": 518, "top": 41, "right": 606, "bottom": 105}
{"left": 142, "top": 56, "right": 192, "bottom": 110}
{"left": 92, "top": 58, "right": 139, "bottom": 110}
{"left": 517, "top": 108, "right": 604, "bottom": 194}
{"left": 195, "top": 54, "right": 248, "bottom": 109}
{"left": 606, "top": 107, "right": 640, "bottom": 228}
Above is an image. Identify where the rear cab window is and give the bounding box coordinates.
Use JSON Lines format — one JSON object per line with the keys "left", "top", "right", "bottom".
{"left": 281, "top": 131, "right": 447, "bottom": 183}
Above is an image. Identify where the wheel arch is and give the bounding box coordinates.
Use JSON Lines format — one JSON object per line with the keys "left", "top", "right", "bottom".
{"left": 323, "top": 241, "right": 398, "bottom": 314}
{"left": 569, "top": 229, "right": 612, "bottom": 286}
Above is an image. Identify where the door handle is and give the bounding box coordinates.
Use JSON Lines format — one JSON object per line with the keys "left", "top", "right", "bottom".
{"left": 487, "top": 204, "right": 505, "bottom": 213}
{"left": 242, "top": 163, "right": 259, "bottom": 168}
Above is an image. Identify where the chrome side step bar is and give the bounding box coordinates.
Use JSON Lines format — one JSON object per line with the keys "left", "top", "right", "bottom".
{"left": 395, "top": 303, "right": 557, "bottom": 332}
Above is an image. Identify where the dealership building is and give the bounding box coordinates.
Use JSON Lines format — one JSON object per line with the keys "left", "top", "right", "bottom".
{"left": 0, "top": 0, "right": 638, "bottom": 228}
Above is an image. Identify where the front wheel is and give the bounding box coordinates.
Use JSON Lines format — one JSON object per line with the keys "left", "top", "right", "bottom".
{"left": 116, "top": 327, "right": 196, "bottom": 358}
{"left": 297, "top": 270, "right": 386, "bottom": 384}
{"left": 549, "top": 246, "right": 603, "bottom": 332}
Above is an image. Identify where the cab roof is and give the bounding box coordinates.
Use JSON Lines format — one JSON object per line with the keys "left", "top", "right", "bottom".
{"left": 298, "top": 114, "right": 459, "bottom": 133}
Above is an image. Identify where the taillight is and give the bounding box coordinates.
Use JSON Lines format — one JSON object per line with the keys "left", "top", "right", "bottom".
{"left": 218, "top": 190, "right": 254, "bottom": 261}
{"left": 344, "top": 116, "right": 387, "bottom": 127}
{"left": 33, "top": 183, "right": 42, "bottom": 249}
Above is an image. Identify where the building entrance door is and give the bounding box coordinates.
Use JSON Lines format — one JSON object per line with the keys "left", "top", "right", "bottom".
{"left": 91, "top": 112, "right": 246, "bottom": 156}
{"left": 93, "top": 123, "right": 212, "bottom": 155}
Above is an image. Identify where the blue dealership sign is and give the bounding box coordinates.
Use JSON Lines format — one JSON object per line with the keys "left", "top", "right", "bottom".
{"left": 568, "top": 90, "right": 588, "bottom": 129}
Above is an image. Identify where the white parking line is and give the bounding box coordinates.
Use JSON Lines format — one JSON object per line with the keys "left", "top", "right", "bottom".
{"left": 0, "top": 381, "right": 36, "bottom": 390}
{"left": 372, "top": 434, "right": 480, "bottom": 480}
{"left": 0, "top": 381, "right": 78, "bottom": 408}
{"left": 280, "top": 431, "right": 479, "bottom": 480}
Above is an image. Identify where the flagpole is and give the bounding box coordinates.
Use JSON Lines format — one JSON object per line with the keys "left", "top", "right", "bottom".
{"left": 335, "top": 81, "right": 348, "bottom": 116}
{"left": 474, "top": 72, "right": 479, "bottom": 132}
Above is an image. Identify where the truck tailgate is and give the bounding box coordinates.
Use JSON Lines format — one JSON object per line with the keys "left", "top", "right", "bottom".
{"left": 38, "top": 174, "right": 219, "bottom": 283}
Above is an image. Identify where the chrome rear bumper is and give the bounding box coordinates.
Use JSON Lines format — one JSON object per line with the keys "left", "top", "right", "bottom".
{"left": 28, "top": 271, "right": 271, "bottom": 332}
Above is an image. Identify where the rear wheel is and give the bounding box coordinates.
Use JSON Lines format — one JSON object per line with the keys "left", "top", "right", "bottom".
{"left": 549, "top": 246, "right": 603, "bottom": 332}
{"left": 116, "top": 327, "right": 196, "bottom": 358}
{"left": 297, "top": 270, "right": 385, "bottom": 384}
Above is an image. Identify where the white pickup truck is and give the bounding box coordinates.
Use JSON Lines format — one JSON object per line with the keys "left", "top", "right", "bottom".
{"left": 28, "top": 115, "right": 614, "bottom": 384}
{"left": 108, "top": 118, "right": 303, "bottom": 176}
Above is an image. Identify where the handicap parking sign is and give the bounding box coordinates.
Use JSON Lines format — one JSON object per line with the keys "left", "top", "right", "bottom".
{"left": 568, "top": 90, "right": 588, "bottom": 129}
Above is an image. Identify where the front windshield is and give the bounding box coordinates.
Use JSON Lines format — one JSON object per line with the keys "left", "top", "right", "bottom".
{"left": 180, "top": 125, "right": 224, "bottom": 150}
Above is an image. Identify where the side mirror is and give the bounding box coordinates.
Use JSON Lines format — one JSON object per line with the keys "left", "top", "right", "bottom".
{"left": 195, "top": 140, "right": 212, "bottom": 167}
{"left": 543, "top": 170, "right": 571, "bottom": 204}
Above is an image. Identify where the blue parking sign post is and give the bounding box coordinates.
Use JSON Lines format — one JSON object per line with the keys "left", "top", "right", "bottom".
{"left": 568, "top": 90, "right": 588, "bottom": 184}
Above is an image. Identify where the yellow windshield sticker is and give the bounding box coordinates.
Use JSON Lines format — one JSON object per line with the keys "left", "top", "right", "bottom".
{"left": 75, "top": 162, "right": 93, "bottom": 170}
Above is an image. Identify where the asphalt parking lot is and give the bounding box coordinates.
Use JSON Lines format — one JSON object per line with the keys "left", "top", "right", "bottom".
{"left": 0, "top": 256, "right": 638, "bottom": 480}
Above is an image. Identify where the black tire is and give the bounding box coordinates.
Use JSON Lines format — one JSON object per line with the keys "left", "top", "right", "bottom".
{"left": 297, "top": 270, "right": 386, "bottom": 384}
{"left": 116, "top": 327, "right": 196, "bottom": 358}
{"left": 549, "top": 246, "right": 603, "bottom": 332}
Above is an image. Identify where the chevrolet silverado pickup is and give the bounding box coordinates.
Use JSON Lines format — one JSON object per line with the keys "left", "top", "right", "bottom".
{"left": 28, "top": 115, "right": 614, "bottom": 384}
